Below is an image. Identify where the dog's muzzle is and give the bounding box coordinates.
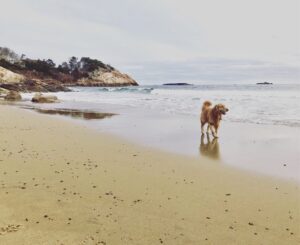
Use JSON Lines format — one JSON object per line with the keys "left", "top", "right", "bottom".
{"left": 221, "top": 108, "right": 229, "bottom": 115}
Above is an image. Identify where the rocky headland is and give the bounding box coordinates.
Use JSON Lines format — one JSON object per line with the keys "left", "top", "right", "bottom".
{"left": 0, "top": 47, "right": 138, "bottom": 93}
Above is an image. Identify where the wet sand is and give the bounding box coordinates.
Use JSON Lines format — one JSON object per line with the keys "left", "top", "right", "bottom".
{"left": 85, "top": 107, "right": 300, "bottom": 182}
{"left": 21, "top": 105, "right": 117, "bottom": 120}
{"left": 0, "top": 105, "right": 299, "bottom": 244}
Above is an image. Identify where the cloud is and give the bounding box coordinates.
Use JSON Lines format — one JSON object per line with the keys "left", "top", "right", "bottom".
{"left": 121, "top": 58, "right": 300, "bottom": 84}
{"left": 0, "top": 0, "right": 299, "bottom": 83}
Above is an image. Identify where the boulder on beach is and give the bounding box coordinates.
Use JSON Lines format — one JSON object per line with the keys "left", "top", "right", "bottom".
{"left": 31, "top": 93, "right": 58, "bottom": 103}
{"left": 4, "top": 91, "right": 22, "bottom": 101}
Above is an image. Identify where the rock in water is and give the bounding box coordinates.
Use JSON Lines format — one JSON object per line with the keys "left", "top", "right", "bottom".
{"left": 163, "top": 83, "right": 192, "bottom": 86}
{"left": 31, "top": 93, "right": 58, "bottom": 103}
{"left": 4, "top": 91, "right": 22, "bottom": 101}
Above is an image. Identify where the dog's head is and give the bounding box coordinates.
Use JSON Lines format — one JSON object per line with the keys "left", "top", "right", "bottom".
{"left": 214, "top": 104, "right": 229, "bottom": 115}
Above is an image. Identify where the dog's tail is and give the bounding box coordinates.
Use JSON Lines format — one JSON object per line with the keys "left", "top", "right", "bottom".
{"left": 202, "top": 101, "right": 212, "bottom": 111}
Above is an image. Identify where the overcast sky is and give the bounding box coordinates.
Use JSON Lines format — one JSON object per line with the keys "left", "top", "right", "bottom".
{"left": 1, "top": 0, "right": 299, "bottom": 83}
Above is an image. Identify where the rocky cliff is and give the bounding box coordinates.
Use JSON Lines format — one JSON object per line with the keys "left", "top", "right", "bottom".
{"left": 0, "top": 66, "right": 24, "bottom": 84}
{"left": 74, "top": 69, "right": 138, "bottom": 87}
{"left": 0, "top": 66, "right": 69, "bottom": 92}
{"left": 0, "top": 47, "right": 138, "bottom": 92}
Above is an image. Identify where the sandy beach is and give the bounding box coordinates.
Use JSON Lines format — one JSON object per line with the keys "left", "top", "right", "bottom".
{"left": 1, "top": 0, "right": 299, "bottom": 243}
{"left": 0, "top": 104, "right": 299, "bottom": 244}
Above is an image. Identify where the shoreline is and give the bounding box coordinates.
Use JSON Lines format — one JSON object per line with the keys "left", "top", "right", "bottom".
{"left": 2, "top": 99, "right": 300, "bottom": 183}
{"left": 0, "top": 104, "right": 299, "bottom": 244}
{"left": 19, "top": 96, "right": 300, "bottom": 182}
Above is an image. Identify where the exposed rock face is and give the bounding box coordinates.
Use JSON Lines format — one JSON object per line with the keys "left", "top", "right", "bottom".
{"left": 0, "top": 65, "right": 70, "bottom": 92}
{"left": 4, "top": 91, "right": 22, "bottom": 101}
{"left": 0, "top": 78, "right": 70, "bottom": 92}
{"left": 31, "top": 93, "right": 58, "bottom": 103}
{"left": 0, "top": 87, "right": 9, "bottom": 95}
{"left": 21, "top": 79, "right": 70, "bottom": 92}
{"left": 0, "top": 66, "right": 24, "bottom": 84}
{"left": 74, "top": 69, "right": 138, "bottom": 87}
{"left": 0, "top": 65, "right": 137, "bottom": 92}
{"left": 0, "top": 50, "right": 138, "bottom": 92}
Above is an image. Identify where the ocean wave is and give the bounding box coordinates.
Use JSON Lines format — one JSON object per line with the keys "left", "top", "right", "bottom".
{"left": 41, "top": 84, "right": 300, "bottom": 128}
{"left": 70, "top": 86, "right": 154, "bottom": 94}
{"left": 95, "top": 87, "right": 154, "bottom": 94}
{"left": 225, "top": 118, "right": 300, "bottom": 128}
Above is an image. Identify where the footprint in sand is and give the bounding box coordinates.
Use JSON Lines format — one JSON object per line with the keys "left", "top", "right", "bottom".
{"left": 0, "top": 224, "right": 22, "bottom": 235}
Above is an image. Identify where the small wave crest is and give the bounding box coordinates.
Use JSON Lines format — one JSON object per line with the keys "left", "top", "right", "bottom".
{"left": 95, "top": 87, "right": 154, "bottom": 94}
{"left": 57, "top": 84, "right": 300, "bottom": 128}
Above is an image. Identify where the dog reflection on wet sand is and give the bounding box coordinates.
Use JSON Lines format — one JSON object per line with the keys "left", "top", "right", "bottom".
{"left": 199, "top": 133, "right": 220, "bottom": 159}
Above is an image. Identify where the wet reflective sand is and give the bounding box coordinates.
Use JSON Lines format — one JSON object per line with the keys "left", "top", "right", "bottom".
{"left": 21, "top": 106, "right": 116, "bottom": 120}
{"left": 199, "top": 133, "right": 220, "bottom": 159}
{"left": 2, "top": 99, "right": 299, "bottom": 182}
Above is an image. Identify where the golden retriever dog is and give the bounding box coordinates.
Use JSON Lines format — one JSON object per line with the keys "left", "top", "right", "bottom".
{"left": 200, "top": 101, "right": 229, "bottom": 138}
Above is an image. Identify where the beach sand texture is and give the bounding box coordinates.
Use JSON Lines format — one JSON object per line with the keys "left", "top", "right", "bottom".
{"left": 0, "top": 105, "right": 299, "bottom": 244}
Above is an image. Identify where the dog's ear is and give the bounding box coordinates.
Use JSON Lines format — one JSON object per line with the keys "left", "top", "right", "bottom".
{"left": 212, "top": 105, "right": 219, "bottom": 117}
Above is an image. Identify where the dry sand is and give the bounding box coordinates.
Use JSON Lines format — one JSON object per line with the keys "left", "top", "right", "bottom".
{"left": 0, "top": 105, "right": 299, "bottom": 244}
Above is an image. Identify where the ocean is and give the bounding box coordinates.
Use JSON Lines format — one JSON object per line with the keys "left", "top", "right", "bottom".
{"left": 40, "top": 83, "right": 300, "bottom": 128}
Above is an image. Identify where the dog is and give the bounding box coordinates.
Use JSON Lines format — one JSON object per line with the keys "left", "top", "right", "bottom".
{"left": 200, "top": 101, "right": 228, "bottom": 138}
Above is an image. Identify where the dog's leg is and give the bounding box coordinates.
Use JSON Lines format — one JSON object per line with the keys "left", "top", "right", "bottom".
{"left": 214, "top": 125, "right": 219, "bottom": 137}
{"left": 201, "top": 122, "right": 205, "bottom": 134}
{"left": 207, "top": 124, "right": 210, "bottom": 134}
{"left": 206, "top": 132, "right": 211, "bottom": 143}
{"left": 211, "top": 126, "right": 218, "bottom": 138}
{"left": 201, "top": 133, "right": 205, "bottom": 144}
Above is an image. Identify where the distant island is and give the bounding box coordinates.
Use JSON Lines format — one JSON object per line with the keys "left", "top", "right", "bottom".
{"left": 163, "top": 83, "right": 193, "bottom": 86}
{"left": 256, "top": 82, "right": 273, "bottom": 85}
{"left": 0, "top": 47, "right": 138, "bottom": 93}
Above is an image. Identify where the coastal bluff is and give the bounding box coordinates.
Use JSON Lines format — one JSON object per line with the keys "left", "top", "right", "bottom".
{"left": 0, "top": 66, "right": 24, "bottom": 84}
{"left": 71, "top": 68, "right": 138, "bottom": 87}
{"left": 0, "top": 47, "right": 138, "bottom": 93}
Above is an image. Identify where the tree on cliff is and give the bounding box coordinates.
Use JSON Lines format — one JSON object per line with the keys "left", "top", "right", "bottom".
{"left": 0, "top": 47, "right": 20, "bottom": 63}
{"left": 45, "top": 59, "right": 56, "bottom": 68}
{"left": 68, "top": 56, "right": 79, "bottom": 72}
{"left": 0, "top": 47, "right": 121, "bottom": 84}
{"left": 79, "top": 57, "right": 115, "bottom": 73}
{"left": 57, "top": 56, "right": 115, "bottom": 77}
{"left": 23, "top": 59, "right": 56, "bottom": 75}
{"left": 57, "top": 62, "right": 70, "bottom": 74}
